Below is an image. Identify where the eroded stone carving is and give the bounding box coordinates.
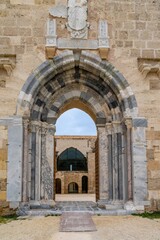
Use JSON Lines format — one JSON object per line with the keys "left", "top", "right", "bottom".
{"left": 66, "top": 0, "right": 89, "bottom": 39}
{"left": 0, "top": 55, "right": 16, "bottom": 88}
{"left": 46, "top": 19, "right": 57, "bottom": 47}
{"left": 49, "top": 5, "right": 67, "bottom": 18}
{"left": 138, "top": 58, "right": 160, "bottom": 78}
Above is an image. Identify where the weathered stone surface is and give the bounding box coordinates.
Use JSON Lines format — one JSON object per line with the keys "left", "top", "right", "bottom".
{"left": 0, "top": 0, "right": 159, "bottom": 211}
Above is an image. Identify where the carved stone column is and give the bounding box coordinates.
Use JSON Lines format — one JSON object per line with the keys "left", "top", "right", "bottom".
{"left": 22, "top": 118, "right": 29, "bottom": 202}
{"left": 106, "top": 123, "right": 113, "bottom": 200}
{"left": 125, "top": 118, "right": 133, "bottom": 200}
{"left": 97, "top": 125, "right": 109, "bottom": 201}
{"left": 41, "top": 123, "right": 55, "bottom": 200}
{"left": 29, "top": 121, "right": 41, "bottom": 200}
{"left": 112, "top": 122, "right": 123, "bottom": 201}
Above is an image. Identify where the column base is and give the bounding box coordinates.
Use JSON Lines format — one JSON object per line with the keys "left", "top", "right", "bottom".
{"left": 124, "top": 200, "right": 150, "bottom": 211}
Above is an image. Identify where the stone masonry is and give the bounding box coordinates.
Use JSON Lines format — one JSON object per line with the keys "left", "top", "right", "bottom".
{"left": 0, "top": 0, "right": 159, "bottom": 211}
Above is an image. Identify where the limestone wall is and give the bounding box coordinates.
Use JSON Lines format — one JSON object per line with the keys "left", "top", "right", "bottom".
{"left": 0, "top": 0, "right": 160, "bottom": 207}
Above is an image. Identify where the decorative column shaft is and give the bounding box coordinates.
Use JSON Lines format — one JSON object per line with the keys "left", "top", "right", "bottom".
{"left": 41, "top": 123, "right": 56, "bottom": 200}
{"left": 112, "top": 122, "right": 123, "bottom": 201}
{"left": 30, "top": 121, "right": 41, "bottom": 200}
{"left": 22, "top": 118, "right": 29, "bottom": 202}
{"left": 106, "top": 123, "right": 113, "bottom": 200}
{"left": 125, "top": 118, "right": 133, "bottom": 200}
{"left": 98, "top": 125, "right": 109, "bottom": 200}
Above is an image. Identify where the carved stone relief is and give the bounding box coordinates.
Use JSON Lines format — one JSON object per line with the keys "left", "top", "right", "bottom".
{"left": 66, "top": 0, "right": 89, "bottom": 39}
{"left": 138, "top": 58, "right": 160, "bottom": 90}
{"left": 0, "top": 55, "right": 16, "bottom": 88}
{"left": 46, "top": 1, "right": 110, "bottom": 59}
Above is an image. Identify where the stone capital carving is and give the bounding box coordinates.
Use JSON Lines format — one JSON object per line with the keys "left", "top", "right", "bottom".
{"left": 124, "top": 118, "right": 132, "bottom": 129}
{"left": 0, "top": 55, "right": 16, "bottom": 88}
{"left": 0, "top": 57, "right": 16, "bottom": 76}
{"left": 48, "top": 124, "right": 56, "bottom": 136}
{"left": 30, "top": 121, "right": 41, "bottom": 133}
{"left": 112, "top": 121, "right": 122, "bottom": 133}
{"left": 138, "top": 58, "right": 160, "bottom": 78}
{"left": 105, "top": 123, "right": 112, "bottom": 135}
{"left": 23, "top": 119, "right": 29, "bottom": 131}
{"left": 66, "top": 0, "right": 89, "bottom": 39}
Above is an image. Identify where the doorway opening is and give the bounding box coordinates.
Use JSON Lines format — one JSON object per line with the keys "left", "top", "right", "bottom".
{"left": 55, "top": 108, "right": 97, "bottom": 201}
{"left": 82, "top": 176, "right": 88, "bottom": 193}
{"left": 68, "top": 182, "right": 79, "bottom": 194}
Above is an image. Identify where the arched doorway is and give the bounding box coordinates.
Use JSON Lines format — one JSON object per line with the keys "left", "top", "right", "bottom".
{"left": 57, "top": 147, "right": 88, "bottom": 171}
{"left": 55, "top": 178, "right": 61, "bottom": 194}
{"left": 6, "top": 51, "right": 148, "bottom": 210}
{"left": 82, "top": 176, "right": 88, "bottom": 193}
{"left": 68, "top": 182, "right": 79, "bottom": 194}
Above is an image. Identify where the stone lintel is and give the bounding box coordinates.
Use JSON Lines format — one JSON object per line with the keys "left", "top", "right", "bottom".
{"left": 58, "top": 38, "right": 98, "bottom": 50}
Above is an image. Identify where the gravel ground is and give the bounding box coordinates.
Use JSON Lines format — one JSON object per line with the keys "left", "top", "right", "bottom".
{"left": 0, "top": 215, "right": 160, "bottom": 240}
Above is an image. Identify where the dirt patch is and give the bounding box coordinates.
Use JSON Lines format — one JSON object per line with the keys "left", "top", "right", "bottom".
{"left": 0, "top": 215, "right": 160, "bottom": 240}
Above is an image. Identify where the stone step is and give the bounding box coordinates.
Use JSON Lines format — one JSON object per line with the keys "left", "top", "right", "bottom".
{"left": 23, "top": 208, "right": 136, "bottom": 217}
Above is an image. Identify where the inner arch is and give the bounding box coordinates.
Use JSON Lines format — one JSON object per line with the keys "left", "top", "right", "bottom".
{"left": 56, "top": 108, "right": 97, "bottom": 136}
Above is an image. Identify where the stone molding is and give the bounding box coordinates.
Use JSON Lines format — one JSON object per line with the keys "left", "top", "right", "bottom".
{"left": 0, "top": 55, "right": 16, "bottom": 88}
{"left": 138, "top": 58, "right": 160, "bottom": 78}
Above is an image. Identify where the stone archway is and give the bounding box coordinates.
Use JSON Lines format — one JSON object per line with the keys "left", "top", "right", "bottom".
{"left": 6, "top": 50, "right": 148, "bottom": 210}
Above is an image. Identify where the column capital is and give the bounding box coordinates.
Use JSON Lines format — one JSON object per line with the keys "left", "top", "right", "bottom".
{"left": 30, "top": 121, "right": 41, "bottom": 132}
{"left": 48, "top": 124, "right": 56, "bottom": 136}
{"left": 124, "top": 118, "right": 132, "bottom": 129}
{"left": 105, "top": 123, "right": 112, "bottom": 135}
{"left": 112, "top": 121, "right": 122, "bottom": 133}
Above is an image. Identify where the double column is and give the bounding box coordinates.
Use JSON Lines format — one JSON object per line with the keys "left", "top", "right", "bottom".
{"left": 23, "top": 120, "right": 55, "bottom": 202}
{"left": 97, "top": 121, "right": 124, "bottom": 203}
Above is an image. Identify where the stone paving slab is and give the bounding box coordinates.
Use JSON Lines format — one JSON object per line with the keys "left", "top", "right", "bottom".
{"left": 59, "top": 212, "right": 97, "bottom": 232}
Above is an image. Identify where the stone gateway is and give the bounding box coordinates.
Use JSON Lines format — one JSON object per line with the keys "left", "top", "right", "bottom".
{"left": 0, "top": 0, "right": 160, "bottom": 214}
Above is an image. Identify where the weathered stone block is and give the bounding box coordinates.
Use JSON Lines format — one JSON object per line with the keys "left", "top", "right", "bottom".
{"left": 136, "top": 21, "right": 146, "bottom": 30}
{"left": 142, "top": 50, "right": 154, "bottom": 58}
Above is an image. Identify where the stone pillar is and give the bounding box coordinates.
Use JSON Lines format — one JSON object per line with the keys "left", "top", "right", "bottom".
{"left": 106, "top": 123, "right": 113, "bottom": 200}
{"left": 7, "top": 116, "right": 23, "bottom": 208}
{"left": 125, "top": 118, "right": 133, "bottom": 201}
{"left": 22, "top": 118, "right": 29, "bottom": 202}
{"left": 112, "top": 122, "right": 123, "bottom": 201}
{"left": 41, "top": 122, "right": 55, "bottom": 200}
{"left": 132, "top": 118, "right": 148, "bottom": 208}
{"left": 30, "top": 121, "right": 41, "bottom": 201}
{"left": 98, "top": 125, "right": 109, "bottom": 201}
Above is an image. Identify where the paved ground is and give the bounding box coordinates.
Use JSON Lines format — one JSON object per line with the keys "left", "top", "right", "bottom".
{"left": 60, "top": 212, "right": 96, "bottom": 232}
{"left": 28, "top": 201, "right": 132, "bottom": 216}
{"left": 0, "top": 215, "right": 160, "bottom": 240}
{"left": 55, "top": 194, "right": 96, "bottom": 202}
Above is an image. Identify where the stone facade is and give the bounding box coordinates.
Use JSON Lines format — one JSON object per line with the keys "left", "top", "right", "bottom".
{"left": 0, "top": 0, "right": 159, "bottom": 212}
{"left": 55, "top": 136, "right": 96, "bottom": 194}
